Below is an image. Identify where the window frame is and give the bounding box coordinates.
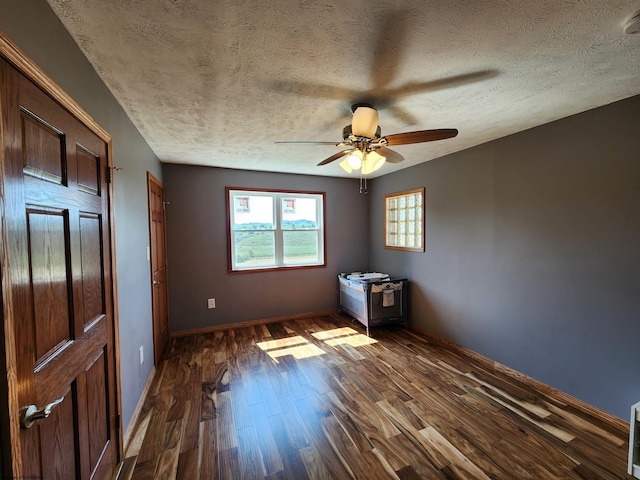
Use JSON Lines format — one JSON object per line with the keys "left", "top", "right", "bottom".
{"left": 226, "top": 187, "right": 327, "bottom": 273}
{"left": 384, "top": 187, "right": 425, "bottom": 252}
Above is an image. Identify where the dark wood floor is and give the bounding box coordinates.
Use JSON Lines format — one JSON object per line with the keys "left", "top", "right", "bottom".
{"left": 117, "top": 314, "right": 633, "bottom": 479}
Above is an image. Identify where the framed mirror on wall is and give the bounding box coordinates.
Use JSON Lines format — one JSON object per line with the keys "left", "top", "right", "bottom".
{"left": 384, "top": 187, "right": 425, "bottom": 252}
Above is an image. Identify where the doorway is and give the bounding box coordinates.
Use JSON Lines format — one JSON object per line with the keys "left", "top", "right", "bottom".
{"left": 148, "top": 173, "right": 169, "bottom": 365}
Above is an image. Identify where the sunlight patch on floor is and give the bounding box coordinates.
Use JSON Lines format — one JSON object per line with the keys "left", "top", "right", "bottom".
{"left": 324, "top": 335, "right": 377, "bottom": 347}
{"left": 311, "top": 327, "right": 359, "bottom": 340}
{"left": 258, "top": 327, "right": 377, "bottom": 363}
{"left": 266, "top": 343, "right": 327, "bottom": 360}
{"left": 312, "top": 327, "right": 378, "bottom": 348}
{"left": 257, "top": 335, "right": 325, "bottom": 362}
{"left": 257, "top": 335, "right": 308, "bottom": 351}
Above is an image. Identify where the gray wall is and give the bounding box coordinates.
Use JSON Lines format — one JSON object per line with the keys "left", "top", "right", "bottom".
{"left": 162, "top": 164, "right": 368, "bottom": 331}
{"left": 0, "top": 0, "right": 162, "bottom": 432}
{"left": 369, "top": 94, "right": 640, "bottom": 420}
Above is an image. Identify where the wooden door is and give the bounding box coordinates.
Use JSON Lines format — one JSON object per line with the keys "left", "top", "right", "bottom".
{"left": 0, "top": 59, "right": 118, "bottom": 479}
{"left": 148, "top": 173, "right": 169, "bottom": 365}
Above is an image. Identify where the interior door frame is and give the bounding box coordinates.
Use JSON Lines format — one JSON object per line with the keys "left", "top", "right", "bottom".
{"left": 0, "top": 31, "right": 123, "bottom": 475}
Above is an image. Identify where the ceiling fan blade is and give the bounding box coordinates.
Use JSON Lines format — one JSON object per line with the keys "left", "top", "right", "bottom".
{"left": 384, "top": 128, "right": 458, "bottom": 146}
{"left": 269, "top": 80, "right": 359, "bottom": 100}
{"left": 370, "top": 11, "right": 411, "bottom": 91}
{"left": 317, "top": 149, "right": 353, "bottom": 166}
{"left": 275, "top": 141, "right": 340, "bottom": 145}
{"left": 391, "top": 69, "right": 499, "bottom": 98}
{"left": 387, "top": 105, "right": 420, "bottom": 126}
{"left": 377, "top": 147, "right": 404, "bottom": 163}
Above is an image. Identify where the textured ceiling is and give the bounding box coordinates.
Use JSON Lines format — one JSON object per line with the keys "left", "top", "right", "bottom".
{"left": 46, "top": 0, "right": 640, "bottom": 178}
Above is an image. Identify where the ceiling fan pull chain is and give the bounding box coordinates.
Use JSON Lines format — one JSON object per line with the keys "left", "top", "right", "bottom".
{"left": 360, "top": 175, "right": 368, "bottom": 194}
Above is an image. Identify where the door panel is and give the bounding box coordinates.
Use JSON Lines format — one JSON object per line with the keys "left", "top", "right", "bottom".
{"left": 27, "top": 207, "right": 73, "bottom": 362}
{"left": 21, "top": 108, "right": 65, "bottom": 184}
{"left": 148, "top": 173, "right": 169, "bottom": 365}
{"left": 0, "top": 59, "right": 118, "bottom": 479}
{"left": 76, "top": 144, "right": 101, "bottom": 195}
{"left": 79, "top": 213, "right": 105, "bottom": 326}
{"left": 86, "top": 350, "right": 109, "bottom": 472}
{"left": 38, "top": 389, "right": 78, "bottom": 480}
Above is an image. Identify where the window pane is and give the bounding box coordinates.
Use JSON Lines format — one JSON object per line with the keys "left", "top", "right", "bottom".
{"left": 282, "top": 197, "right": 317, "bottom": 229}
{"left": 228, "top": 188, "right": 325, "bottom": 272}
{"left": 384, "top": 188, "right": 424, "bottom": 252}
{"left": 234, "top": 231, "right": 275, "bottom": 266}
{"left": 233, "top": 195, "right": 273, "bottom": 230}
{"left": 283, "top": 231, "right": 318, "bottom": 264}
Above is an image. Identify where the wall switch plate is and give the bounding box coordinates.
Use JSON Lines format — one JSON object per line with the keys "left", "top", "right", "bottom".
{"left": 139, "top": 345, "right": 144, "bottom": 365}
{"left": 146, "top": 246, "right": 150, "bottom": 261}
{"left": 207, "top": 298, "right": 216, "bottom": 309}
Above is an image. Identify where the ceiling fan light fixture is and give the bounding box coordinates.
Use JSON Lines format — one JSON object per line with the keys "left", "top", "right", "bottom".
{"left": 361, "top": 150, "right": 386, "bottom": 175}
{"left": 338, "top": 158, "right": 353, "bottom": 174}
{"left": 346, "top": 150, "right": 363, "bottom": 169}
{"left": 351, "top": 106, "right": 379, "bottom": 138}
{"left": 370, "top": 151, "right": 386, "bottom": 170}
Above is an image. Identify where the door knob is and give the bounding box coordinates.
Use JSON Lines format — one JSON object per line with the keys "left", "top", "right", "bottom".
{"left": 21, "top": 396, "right": 64, "bottom": 429}
{"left": 153, "top": 280, "right": 161, "bottom": 285}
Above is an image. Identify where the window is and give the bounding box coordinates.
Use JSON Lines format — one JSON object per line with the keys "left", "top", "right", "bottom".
{"left": 384, "top": 187, "right": 425, "bottom": 252}
{"left": 227, "top": 187, "right": 326, "bottom": 272}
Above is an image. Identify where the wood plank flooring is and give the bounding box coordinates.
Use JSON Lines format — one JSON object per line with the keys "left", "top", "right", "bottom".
{"left": 118, "top": 314, "right": 633, "bottom": 479}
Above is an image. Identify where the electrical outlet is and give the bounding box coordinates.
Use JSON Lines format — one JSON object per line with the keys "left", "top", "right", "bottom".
{"left": 139, "top": 345, "right": 144, "bottom": 365}
{"left": 207, "top": 298, "right": 216, "bottom": 309}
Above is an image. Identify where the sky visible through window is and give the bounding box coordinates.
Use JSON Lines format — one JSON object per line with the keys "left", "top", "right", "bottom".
{"left": 234, "top": 195, "right": 317, "bottom": 227}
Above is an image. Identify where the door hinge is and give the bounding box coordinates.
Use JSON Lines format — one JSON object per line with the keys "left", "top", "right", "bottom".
{"left": 107, "top": 165, "right": 124, "bottom": 183}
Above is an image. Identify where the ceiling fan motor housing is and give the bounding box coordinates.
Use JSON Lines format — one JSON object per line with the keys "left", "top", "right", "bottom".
{"left": 343, "top": 124, "right": 381, "bottom": 141}
{"left": 351, "top": 105, "right": 379, "bottom": 138}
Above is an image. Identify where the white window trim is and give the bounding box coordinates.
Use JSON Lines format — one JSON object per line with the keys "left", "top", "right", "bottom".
{"left": 227, "top": 187, "right": 326, "bottom": 272}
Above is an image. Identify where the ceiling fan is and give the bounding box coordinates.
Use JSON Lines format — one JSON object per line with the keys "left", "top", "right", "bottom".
{"left": 276, "top": 103, "right": 458, "bottom": 176}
